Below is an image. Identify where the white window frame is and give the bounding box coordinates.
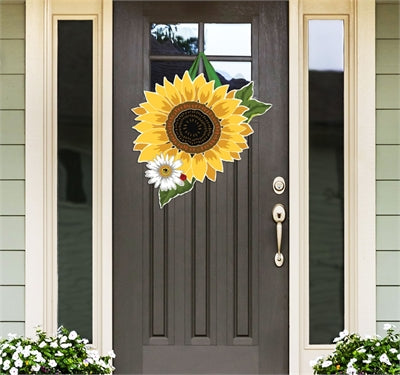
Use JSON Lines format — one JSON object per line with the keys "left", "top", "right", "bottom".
{"left": 289, "top": 0, "right": 376, "bottom": 373}
{"left": 25, "top": 0, "right": 112, "bottom": 354}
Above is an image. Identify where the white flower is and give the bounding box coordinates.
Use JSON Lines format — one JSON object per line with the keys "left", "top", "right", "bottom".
{"left": 333, "top": 329, "right": 349, "bottom": 343}
{"left": 348, "top": 358, "right": 357, "bottom": 365}
{"left": 390, "top": 348, "right": 398, "bottom": 353}
{"left": 31, "top": 364, "right": 41, "bottom": 372}
{"left": 10, "top": 367, "right": 18, "bottom": 375}
{"left": 68, "top": 331, "right": 78, "bottom": 340}
{"left": 3, "top": 359, "right": 11, "bottom": 370}
{"left": 60, "top": 342, "right": 72, "bottom": 348}
{"left": 357, "top": 348, "right": 366, "bottom": 353}
{"left": 7, "top": 333, "right": 17, "bottom": 340}
{"left": 59, "top": 335, "right": 67, "bottom": 344}
{"left": 346, "top": 365, "right": 357, "bottom": 375}
{"left": 38, "top": 341, "right": 46, "bottom": 348}
{"left": 50, "top": 341, "right": 58, "bottom": 348}
{"left": 12, "top": 352, "right": 19, "bottom": 360}
{"left": 145, "top": 154, "right": 185, "bottom": 191}
{"left": 383, "top": 323, "right": 394, "bottom": 331}
{"left": 82, "top": 338, "right": 89, "bottom": 344}
{"left": 48, "top": 359, "right": 57, "bottom": 368}
{"left": 363, "top": 359, "right": 371, "bottom": 364}
{"left": 14, "top": 359, "right": 23, "bottom": 368}
{"left": 397, "top": 353, "right": 400, "bottom": 360}
{"left": 321, "top": 360, "right": 332, "bottom": 368}
{"left": 108, "top": 350, "right": 116, "bottom": 358}
{"left": 379, "top": 353, "right": 392, "bottom": 366}
{"left": 55, "top": 351, "right": 64, "bottom": 357}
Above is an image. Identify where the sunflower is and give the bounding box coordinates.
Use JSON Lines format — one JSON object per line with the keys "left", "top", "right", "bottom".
{"left": 132, "top": 71, "right": 254, "bottom": 183}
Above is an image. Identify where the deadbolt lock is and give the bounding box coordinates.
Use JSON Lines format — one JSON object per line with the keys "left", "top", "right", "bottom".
{"left": 273, "top": 176, "right": 286, "bottom": 195}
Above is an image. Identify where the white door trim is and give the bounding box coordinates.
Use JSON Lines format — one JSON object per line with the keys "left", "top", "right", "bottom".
{"left": 289, "top": 0, "right": 376, "bottom": 373}
{"left": 25, "top": 0, "right": 113, "bottom": 354}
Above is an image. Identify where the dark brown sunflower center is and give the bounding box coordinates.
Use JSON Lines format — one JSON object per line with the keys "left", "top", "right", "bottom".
{"left": 166, "top": 102, "right": 221, "bottom": 154}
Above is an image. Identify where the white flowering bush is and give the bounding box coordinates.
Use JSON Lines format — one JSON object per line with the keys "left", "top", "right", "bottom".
{"left": 311, "top": 324, "right": 400, "bottom": 374}
{"left": 0, "top": 326, "right": 115, "bottom": 374}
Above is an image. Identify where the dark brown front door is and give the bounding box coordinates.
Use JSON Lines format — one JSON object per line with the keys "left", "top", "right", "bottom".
{"left": 113, "top": 2, "right": 288, "bottom": 373}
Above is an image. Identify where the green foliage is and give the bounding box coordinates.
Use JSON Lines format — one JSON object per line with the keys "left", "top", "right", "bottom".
{"left": 0, "top": 326, "right": 115, "bottom": 374}
{"left": 311, "top": 325, "right": 400, "bottom": 374}
{"left": 159, "top": 178, "right": 195, "bottom": 208}
{"left": 234, "top": 82, "right": 272, "bottom": 122}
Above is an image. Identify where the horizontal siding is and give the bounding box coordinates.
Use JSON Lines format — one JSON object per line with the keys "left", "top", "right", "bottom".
{"left": 0, "top": 251, "right": 24, "bottom": 285}
{"left": 376, "top": 110, "right": 400, "bottom": 144}
{"left": 376, "top": 2, "right": 400, "bottom": 333}
{"left": 0, "top": 322, "right": 24, "bottom": 337}
{"left": 0, "top": 2, "right": 25, "bottom": 336}
{"left": 0, "top": 180, "right": 24, "bottom": 215}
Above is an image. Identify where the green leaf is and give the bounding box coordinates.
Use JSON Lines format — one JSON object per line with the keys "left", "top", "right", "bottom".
{"left": 188, "top": 55, "right": 201, "bottom": 80}
{"left": 234, "top": 81, "right": 272, "bottom": 122}
{"left": 159, "top": 179, "right": 195, "bottom": 208}
{"left": 200, "top": 52, "right": 222, "bottom": 88}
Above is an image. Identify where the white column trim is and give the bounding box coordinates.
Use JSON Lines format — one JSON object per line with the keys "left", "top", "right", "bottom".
{"left": 289, "top": 0, "right": 376, "bottom": 373}
{"left": 25, "top": 0, "right": 113, "bottom": 354}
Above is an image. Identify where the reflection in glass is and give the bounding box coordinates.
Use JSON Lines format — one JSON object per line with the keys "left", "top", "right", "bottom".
{"left": 151, "top": 23, "right": 198, "bottom": 55}
{"left": 211, "top": 61, "right": 251, "bottom": 90}
{"left": 151, "top": 61, "right": 192, "bottom": 90}
{"left": 204, "top": 23, "right": 251, "bottom": 56}
{"left": 308, "top": 19, "right": 344, "bottom": 345}
{"left": 57, "top": 20, "right": 93, "bottom": 341}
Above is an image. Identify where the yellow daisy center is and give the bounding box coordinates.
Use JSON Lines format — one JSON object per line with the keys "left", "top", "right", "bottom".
{"left": 159, "top": 165, "right": 172, "bottom": 177}
{"left": 166, "top": 101, "right": 221, "bottom": 154}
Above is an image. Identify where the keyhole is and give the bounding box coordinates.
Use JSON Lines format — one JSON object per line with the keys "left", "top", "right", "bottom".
{"left": 277, "top": 212, "right": 282, "bottom": 219}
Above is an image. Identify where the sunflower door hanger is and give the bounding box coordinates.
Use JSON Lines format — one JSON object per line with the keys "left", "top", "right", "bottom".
{"left": 132, "top": 53, "right": 271, "bottom": 208}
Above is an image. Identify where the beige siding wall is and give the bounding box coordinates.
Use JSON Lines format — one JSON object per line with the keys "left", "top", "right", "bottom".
{"left": 0, "top": 2, "right": 25, "bottom": 337}
{"left": 376, "top": 2, "right": 400, "bottom": 336}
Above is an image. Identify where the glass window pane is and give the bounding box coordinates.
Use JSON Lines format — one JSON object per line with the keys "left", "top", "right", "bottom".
{"left": 204, "top": 23, "right": 251, "bottom": 56}
{"left": 308, "top": 19, "right": 344, "bottom": 345}
{"left": 151, "top": 60, "right": 193, "bottom": 89}
{"left": 151, "top": 23, "right": 198, "bottom": 55}
{"left": 57, "top": 20, "right": 93, "bottom": 341}
{"left": 210, "top": 61, "right": 251, "bottom": 90}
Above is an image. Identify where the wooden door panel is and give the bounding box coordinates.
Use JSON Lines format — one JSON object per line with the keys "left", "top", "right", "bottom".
{"left": 113, "top": 2, "right": 288, "bottom": 373}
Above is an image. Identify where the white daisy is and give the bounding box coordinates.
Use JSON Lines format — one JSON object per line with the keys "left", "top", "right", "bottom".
{"left": 145, "top": 154, "right": 186, "bottom": 191}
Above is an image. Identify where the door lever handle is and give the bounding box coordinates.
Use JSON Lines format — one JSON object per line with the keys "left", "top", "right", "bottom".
{"left": 272, "top": 204, "right": 286, "bottom": 267}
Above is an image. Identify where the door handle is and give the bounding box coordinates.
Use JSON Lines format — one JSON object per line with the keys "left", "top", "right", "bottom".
{"left": 272, "top": 204, "right": 286, "bottom": 267}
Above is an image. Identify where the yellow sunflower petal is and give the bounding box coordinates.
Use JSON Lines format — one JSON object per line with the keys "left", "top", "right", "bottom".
{"left": 234, "top": 105, "right": 249, "bottom": 115}
{"left": 185, "top": 168, "right": 194, "bottom": 182}
{"left": 221, "top": 114, "right": 247, "bottom": 126}
{"left": 212, "top": 98, "right": 241, "bottom": 119}
{"left": 138, "top": 143, "right": 172, "bottom": 162}
{"left": 218, "top": 139, "right": 243, "bottom": 152}
{"left": 204, "top": 149, "right": 223, "bottom": 172}
{"left": 182, "top": 71, "right": 195, "bottom": 101}
{"left": 193, "top": 74, "right": 207, "bottom": 94}
{"left": 197, "top": 81, "right": 214, "bottom": 104}
{"left": 238, "top": 142, "right": 249, "bottom": 150}
{"left": 231, "top": 152, "right": 241, "bottom": 160}
{"left": 136, "top": 112, "right": 167, "bottom": 125}
{"left": 135, "top": 129, "right": 169, "bottom": 145}
{"left": 133, "top": 143, "right": 147, "bottom": 151}
{"left": 144, "top": 91, "right": 172, "bottom": 113}
{"left": 133, "top": 122, "right": 163, "bottom": 133}
{"left": 132, "top": 106, "right": 146, "bottom": 115}
{"left": 206, "top": 163, "right": 217, "bottom": 182}
{"left": 155, "top": 83, "right": 167, "bottom": 98}
{"left": 164, "top": 78, "right": 182, "bottom": 106}
{"left": 226, "top": 90, "right": 236, "bottom": 99}
{"left": 164, "top": 147, "right": 178, "bottom": 159}
{"left": 220, "top": 132, "right": 247, "bottom": 143}
{"left": 240, "top": 123, "right": 254, "bottom": 136}
{"left": 173, "top": 74, "right": 184, "bottom": 95}
{"left": 192, "top": 153, "right": 207, "bottom": 182}
{"left": 140, "top": 102, "right": 158, "bottom": 113}
{"left": 221, "top": 124, "right": 246, "bottom": 134}
{"left": 213, "top": 145, "right": 234, "bottom": 162}
{"left": 208, "top": 85, "right": 229, "bottom": 107}
{"left": 178, "top": 151, "right": 192, "bottom": 175}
